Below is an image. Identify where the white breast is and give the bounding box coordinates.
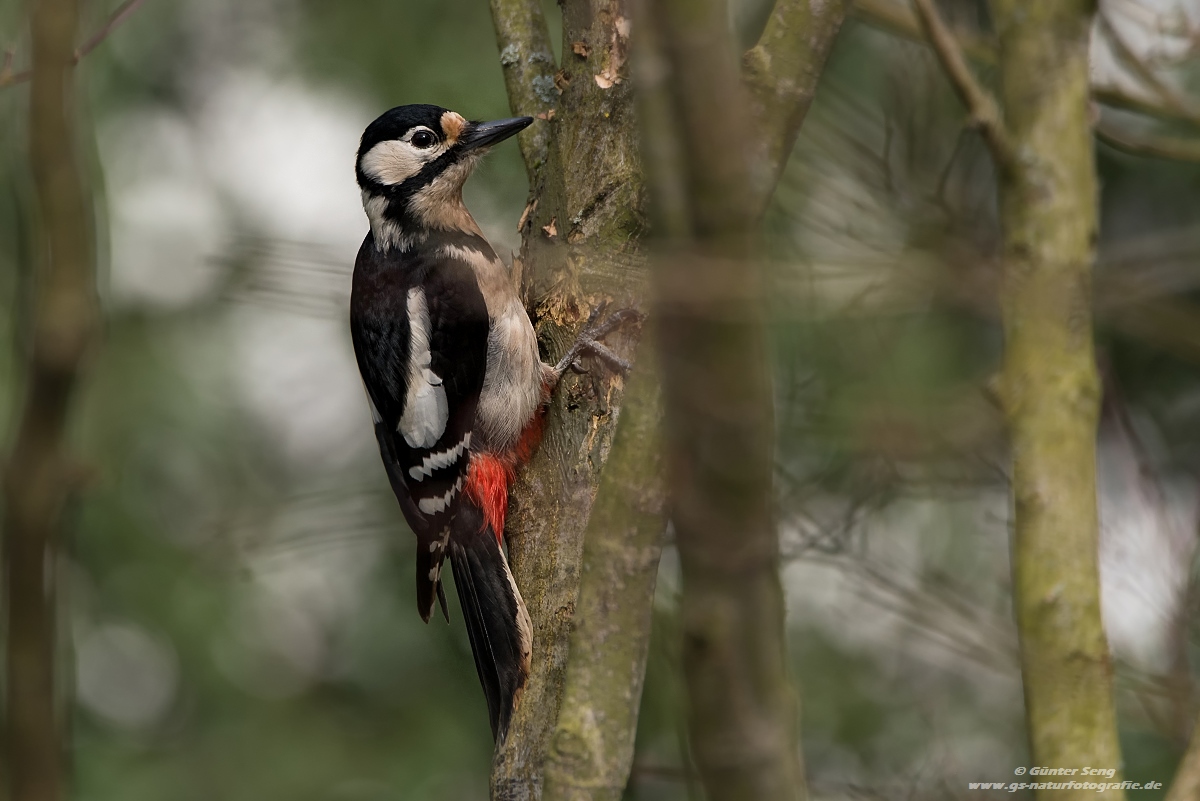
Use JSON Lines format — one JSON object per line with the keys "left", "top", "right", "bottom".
{"left": 478, "top": 299, "right": 544, "bottom": 450}
{"left": 441, "top": 244, "right": 544, "bottom": 451}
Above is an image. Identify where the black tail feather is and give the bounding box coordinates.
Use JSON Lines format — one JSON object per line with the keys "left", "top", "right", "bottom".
{"left": 447, "top": 501, "right": 531, "bottom": 741}
{"left": 415, "top": 542, "right": 450, "bottom": 623}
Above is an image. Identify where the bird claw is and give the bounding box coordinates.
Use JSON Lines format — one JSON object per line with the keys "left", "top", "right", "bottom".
{"left": 553, "top": 304, "right": 642, "bottom": 378}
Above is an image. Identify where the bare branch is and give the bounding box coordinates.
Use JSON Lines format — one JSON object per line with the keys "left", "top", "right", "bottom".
{"left": 76, "top": 0, "right": 147, "bottom": 60}
{"left": 489, "top": 0, "right": 558, "bottom": 182}
{"left": 1095, "top": 115, "right": 1200, "bottom": 162}
{"left": 855, "top": 0, "right": 1200, "bottom": 147}
{"left": 5, "top": 0, "right": 98, "bottom": 800}
{"left": 855, "top": 0, "right": 994, "bottom": 63}
{"left": 742, "top": 0, "right": 849, "bottom": 196}
{"left": 0, "top": 0, "right": 149, "bottom": 89}
{"left": 1093, "top": 82, "right": 1200, "bottom": 128}
{"left": 1097, "top": 11, "right": 1200, "bottom": 129}
{"left": 909, "top": 0, "right": 1015, "bottom": 173}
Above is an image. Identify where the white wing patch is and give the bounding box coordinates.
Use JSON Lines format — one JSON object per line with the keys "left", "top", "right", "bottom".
{"left": 398, "top": 288, "right": 449, "bottom": 449}
{"left": 418, "top": 475, "right": 465, "bottom": 515}
{"left": 409, "top": 433, "right": 471, "bottom": 481}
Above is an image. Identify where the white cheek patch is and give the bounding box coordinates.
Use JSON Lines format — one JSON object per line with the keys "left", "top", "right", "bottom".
{"left": 398, "top": 288, "right": 449, "bottom": 448}
{"left": 360, "top": 139, "right": 448, "bottom": 186}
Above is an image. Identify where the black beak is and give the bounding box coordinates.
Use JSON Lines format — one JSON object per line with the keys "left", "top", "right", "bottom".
{"left": 460, "top": 117, "right": 534, "bottom": 151}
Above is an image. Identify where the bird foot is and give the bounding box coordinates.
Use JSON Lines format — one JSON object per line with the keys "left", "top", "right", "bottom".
{"left": 553, "top": 303, "right": 642, "bottom": 378}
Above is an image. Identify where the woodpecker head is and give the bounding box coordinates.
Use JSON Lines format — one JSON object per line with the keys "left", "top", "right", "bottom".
{"left": 356, "top": 104, "right": 532, "bottom": 250}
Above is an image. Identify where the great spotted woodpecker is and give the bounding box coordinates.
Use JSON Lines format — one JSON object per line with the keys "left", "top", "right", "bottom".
{"left": 350, "top": 104, "right": 628, "bottom": 740}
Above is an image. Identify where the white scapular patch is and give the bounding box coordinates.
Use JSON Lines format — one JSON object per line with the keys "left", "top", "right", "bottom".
{"left": 428, "top": 565, "right": 441, "bottom": 582}
{"left": 429, "top": 540, "right": 441, "bottom": 552}
{"left": 408, "top": 433, "right": 471, "bottom": 481}
{"left": 398, "top": 289, "right": 449, "bottom": 449}
{"left": 417, "top": 476, "right": 465, "bottom": 515}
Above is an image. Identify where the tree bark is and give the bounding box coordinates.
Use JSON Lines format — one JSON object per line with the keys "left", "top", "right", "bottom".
{"left": 5, "top": 0, "right": 97, "bottom": 799}
{"left": 541, "top": 335, "right": 666, "bottom": 801}
{"left": 490, "top": 0, "right": 558, "bottom": 182}
{"left": 488, "top": 2, "right": 648, "bottom": 799}
{"left": 989, "top": 1, "right": 1125, "bottom": 795}
{"left": 638, "top": 0, "right": 804, "bottom": 798}
{"left": 742, "top": 0, "right": 847, "bottom": 197}
{"left": 489, "top": 0, "right": 845, "bottom": 797}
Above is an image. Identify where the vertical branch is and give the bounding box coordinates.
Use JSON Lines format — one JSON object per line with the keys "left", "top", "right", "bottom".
{"left": 541, "top": 335, "right": 666, "bottom": 801}
{"left": 742, "top": 0, "right": 849, "bottom": 195}
{"left": 5, "top": 0, "right": 96, "bottom": 800}
{"left": 490, "top": 0, "right": 559, "bottom": 182}
{"left": 490, "top": 1, "right": 646, "bottom": 799}
{"left": 639, "top": 0, "right": 803, "bottom": 799}
{"left": 989, "top": 0, "right": 1124, "bottom": 792}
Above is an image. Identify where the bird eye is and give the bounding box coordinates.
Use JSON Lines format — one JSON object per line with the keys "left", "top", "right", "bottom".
{"left": 410, "top": 130, "right": 436, "bottom": 149}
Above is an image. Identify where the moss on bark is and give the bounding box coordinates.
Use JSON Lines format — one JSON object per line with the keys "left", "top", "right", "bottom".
{"left": 990, "top": 1, "right": 1125, "bottom": 794}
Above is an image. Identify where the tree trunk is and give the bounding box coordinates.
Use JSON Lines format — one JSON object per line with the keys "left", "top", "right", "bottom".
{"left": 488, "top": 2, "right": 649, "bottom": 799}
{"left": 541, "top": 335, "right": 667, "bottom": 801}
{"left": 990, "top": 1, "right": 1125, "bottom": 793}
{"left": 637, "top": 0, "right": 807, "bottom": 798}
{"left": 488, "top": 0, "right": 845, "bottom": 797}
{"left": 5, "top": 0, "right": 97, "bottom": 800}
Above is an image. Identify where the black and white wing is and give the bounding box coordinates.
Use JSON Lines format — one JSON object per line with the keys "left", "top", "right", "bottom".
{"left": 350, "top": 236, "right": 490, "bottom": 621}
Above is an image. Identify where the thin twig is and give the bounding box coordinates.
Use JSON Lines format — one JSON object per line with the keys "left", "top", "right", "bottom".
{"left": 909, "top": 0, "right": 1015, "bottom": 173}
{"left": 75, "top": 0, "right": 147, "bottom": 59}
{"left": 856, "top": 0, "right": 1200, "bottom": 139}
{"left": 1098, "top": 11, "right": 1200, "bottom": 129}
{"left": 1095, "top": 115, "right": 1200, "bottom": 162}
{"left": 0, "top": 0, "right": 149, "bottom": 89}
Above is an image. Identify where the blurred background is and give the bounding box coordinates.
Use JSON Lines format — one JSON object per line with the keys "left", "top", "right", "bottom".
{"left": 1, "top": 0, "right": 1199, "bottom": 798}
